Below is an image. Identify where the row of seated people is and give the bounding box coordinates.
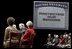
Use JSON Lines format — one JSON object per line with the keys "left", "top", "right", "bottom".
{"left": 43, "top": 33, "right": 71, "bottom": 48}
{"left": 3, "top": 17, "right": 36, "bottom": 48}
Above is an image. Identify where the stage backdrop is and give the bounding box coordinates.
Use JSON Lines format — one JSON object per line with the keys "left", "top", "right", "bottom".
{"left": 33, "top": 1, "right": 69, "bottom": 30}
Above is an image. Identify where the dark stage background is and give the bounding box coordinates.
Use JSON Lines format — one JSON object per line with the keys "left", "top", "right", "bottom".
{"left": 0, "top": 0, "right": 71, "bottom": 48}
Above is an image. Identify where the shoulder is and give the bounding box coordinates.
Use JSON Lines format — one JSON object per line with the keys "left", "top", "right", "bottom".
{"left": 5, "top": 27, "right": 10, "bottom": 30}
{"left": 26, "top": 28, "right": 32, "bottom": 31}
{"left": 5, "top": 26, "right": 12, "bottom": 31}
{"left": 26, "top": 28, "right": 35, "bottom": 33}
{"left": 28, "top": 29, "right": 35, "bottom": 32}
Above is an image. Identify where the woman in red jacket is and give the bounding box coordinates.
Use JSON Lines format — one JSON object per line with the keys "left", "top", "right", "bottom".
{"left": 21, "top": 21, "right": 36, "bottom": 48}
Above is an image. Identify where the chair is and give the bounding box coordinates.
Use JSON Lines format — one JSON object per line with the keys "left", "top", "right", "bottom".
{"left": 10, "top": 32, "right": 22, "bottom": 48}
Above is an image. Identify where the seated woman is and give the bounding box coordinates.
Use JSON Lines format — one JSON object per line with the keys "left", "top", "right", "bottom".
{"left": 3, "top": 17, "right": 18, "bottom": 48}
{"left": 21, "top": 21, "right": 36, "bottom": 48}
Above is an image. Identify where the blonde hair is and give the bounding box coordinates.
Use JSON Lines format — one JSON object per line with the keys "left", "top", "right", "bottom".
{"left": 26, "top": 21, "right": 33, "bottom": 27}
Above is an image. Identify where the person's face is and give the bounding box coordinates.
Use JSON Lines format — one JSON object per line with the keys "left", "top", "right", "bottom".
{"left": 13, "top": 24, "right": 16, "bottom": 28}
{"left": 65, "top": 34, "right": 68, "bottom": 38}
{"left": 69, "top": 33, "right": 71, "bottom": 36}
{"left": 55, "top": 35, "right": 58, "bottom": 38}
{"left": 54, "top": 34, "right": 56, "bottom": 38}
{"left": 63, "top": 35, "right": 66, "bottom": 39}
{"left": 48, "top": 34, "right": 51, "bottom": 37}
{"left": 68, "top": 36, "right": 71, "bottom": 39}
{"left": 19, "top": 24, "right": 25, "bottom": 29}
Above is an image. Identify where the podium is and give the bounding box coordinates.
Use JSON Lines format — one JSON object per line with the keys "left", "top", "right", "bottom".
{"left": 10, "top": 32, "right": 22, "bottom": 48}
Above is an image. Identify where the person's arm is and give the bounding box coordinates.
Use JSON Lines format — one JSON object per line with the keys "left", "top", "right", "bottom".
{"left": 21, "top": 29, "right": 29, "bottom": 41}
{"left": 4, "top": 28, "right": 9, "bottom": 42}
{"left": 30, "top": 31, "right": 36, "bottom": 43}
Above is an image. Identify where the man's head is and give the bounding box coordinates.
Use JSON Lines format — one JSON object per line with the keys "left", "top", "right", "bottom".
{"left": 69, "top": 33, "right": 71, "bottom": 36}
{"left": 54, "top": 34, "right": 56, "bottom": 38}
{"left": 68, "top": 36, "right": 71, "bottom": 39}
{"left": 7, "top": 17, "right": 15, "bottom": 26}
{"left": 48, "top": 34, "right": 51, "bottom": 37}
{"left": 63, "top": 35, "right": 66, "bottom": 38}
{"left": 19, "top": 23, "right": 25, "bottom": 30}
{"left": 13, "top": 24, "right": 16, "bottom": 28}
{"left": 55, "top": 35, "right": 59, "bottom": 38}
{"left": 65, "top": 34, "right": 68, "bottom": 38}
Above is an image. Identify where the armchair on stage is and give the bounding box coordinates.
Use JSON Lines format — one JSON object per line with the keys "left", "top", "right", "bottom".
{"left": 10, "top": 32, "right": 22, "bottom": 48}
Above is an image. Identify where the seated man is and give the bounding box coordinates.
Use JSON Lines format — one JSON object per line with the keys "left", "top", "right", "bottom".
{"left": 47, "top": 34, "right": 53, "bottom": 47}
{"left": 52, "top": 35, "right": 59, "bottom": 48}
